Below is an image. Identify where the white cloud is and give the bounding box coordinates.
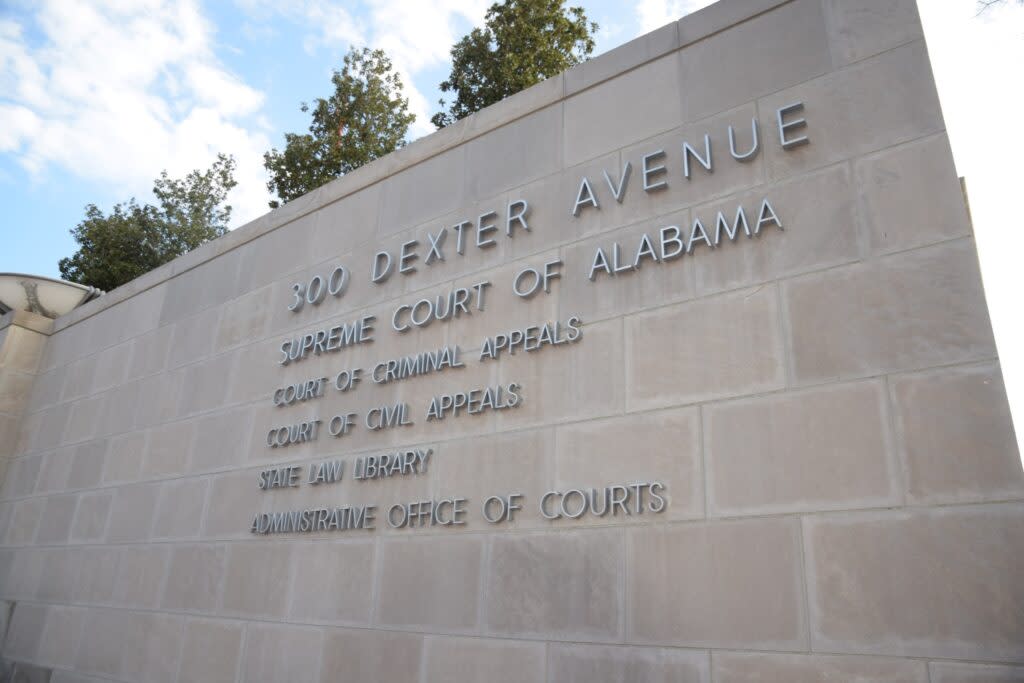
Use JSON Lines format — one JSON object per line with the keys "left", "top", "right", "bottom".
{"left": 0, "top": 0, "right": 272, "bottom": 225}
{"left": 635, "top": 0, "right": 715, "bottom": 33}
{"left": 236, "top": 0, "right": 490, "bottom": 138}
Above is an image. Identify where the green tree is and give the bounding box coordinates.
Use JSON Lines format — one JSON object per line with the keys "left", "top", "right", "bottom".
{"left": 432, "top": 0, "right": 597, "bottom": 128}
{"left": 264, "top": 47, "right": 415, "bottom": 207}
{"left": 58, "top": 154, "right": 237, "bottom": 292}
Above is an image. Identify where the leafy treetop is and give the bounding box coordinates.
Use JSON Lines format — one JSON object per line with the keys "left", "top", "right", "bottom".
{"left": 264, "top": 47, "right": 415, "bottom": 207}
{"left": 432, "top": 0, "right": 597, "bottom": 128}
{"left": 58, "top": 154, "right": 237, "bottom": 292}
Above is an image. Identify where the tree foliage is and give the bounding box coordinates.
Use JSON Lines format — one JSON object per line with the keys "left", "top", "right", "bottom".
{"left": 58, "top": 154, "right": 237, "bottom": 292}
{"left": 432, "top": 0, "right": 597, "bottom": 128}
{"left": 264, "top": 47, "right": 415, "bottom": 207}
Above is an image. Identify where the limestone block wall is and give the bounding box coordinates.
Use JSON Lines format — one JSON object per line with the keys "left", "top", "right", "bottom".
{"left": 1, "top": 0, "right": 1022, "bottom": 681}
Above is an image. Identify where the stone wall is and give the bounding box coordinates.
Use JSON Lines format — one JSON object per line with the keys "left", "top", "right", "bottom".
{"left": 1, "top": 0, "right": 1022, "bottom": 681}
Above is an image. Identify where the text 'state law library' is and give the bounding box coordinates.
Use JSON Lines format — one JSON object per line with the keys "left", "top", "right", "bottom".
{"left": 1, "top": 0, "right": 1022, "bottom": 681}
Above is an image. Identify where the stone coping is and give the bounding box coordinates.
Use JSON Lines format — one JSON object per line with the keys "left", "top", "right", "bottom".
{"left": 51, "top": 0, "right": 790, "bottom": 334}
{"left": 0, "top": 309, "right": 54, "bottom": 336}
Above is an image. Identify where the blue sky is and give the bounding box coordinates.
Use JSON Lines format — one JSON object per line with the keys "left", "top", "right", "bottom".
{"left": 2, "top": 1, "right": 1024, "bottom": 454}
{"left": 0, "top": 0, "right": 664, "bottom": 278}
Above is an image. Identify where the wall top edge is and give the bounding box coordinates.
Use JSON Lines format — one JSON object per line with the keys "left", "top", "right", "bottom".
{"left": 0, "top": 309, "right": 55, "bottom": 336}
{"left": 50, "top": 0, "right": 792, "bottom": 334}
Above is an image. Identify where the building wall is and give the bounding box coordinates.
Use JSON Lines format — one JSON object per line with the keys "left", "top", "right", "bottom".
{"left": 1, "top": 0, "right": 1022, "bottom": 681}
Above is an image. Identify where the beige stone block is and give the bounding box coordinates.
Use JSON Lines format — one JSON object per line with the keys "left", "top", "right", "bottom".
{"left": 485, "top": 529, "right": 623, "bottom": 640}
{"left": 6, "top": 547, "right": 44, "bottom": 599}
{"left": 288, "top": 540, "right": 374, "bottom": 623}
{"left": 74, "top": 608, "right": 130, "bottom": 677}
{"left": 0, "top": 370, "right": 34, "bottom": 415}
{"left": 25, "top": 368, "right": 63, "bottom": 414}
{"left": 36, "top": 547, "right": 79, "bottom": 602}
{"left": 51, "top": 672, "right": 106, "bottom": 683}
{"left": 319, "top": 628, "right": 423, "bottom": 683}
{"left": 105, "top": 481, "right": 159, "bottom": 542}
{"left": 189, "top": 406, "right": 252, "bottom": 472}
{"left": 3, "top": 602, "right": 46, "bottom": 660}
{"left": 203, "top": 470, "right": 260, "bottom": 538}
{"left": 112, "top": 545, "right": 170, "bottom": 608}
{"left": 434, "top": 428, "right": 553, "bottom": 531}
{"left": 143, "top": 420, "right": 193, "bottom": 478}
{"left": 495, "top": 317, "right": 625, "bottom": 430}
{"left": 66, "top": 439, "right": 107, "bottom": 489}
{"left": 120, "top": 612, "right": 184, "bottom": 683}
{"left": 559, "top": 209, "right": 697, "bottom": 324}
{"left": 466, "top": 103, "right": 562, "bottom": 201}
{"left": 178, "top": 618, "right": 243, "bottom": 683}
{"left": 152, "top": 477, "right": 207, "bottom": 539}
{"left": 627, "top": 285, "right": 785, "bottom": 410}
{"left": 102, "top": 430, "right": 145, "bottom": 484}
{"left": 377, "top": 535, "right": 482, "bottom": 631}
{"left": 221, "top": 541, "right": 293, "bottom": 618}
{"left": 804, "top": 504, "right": 1024, "bottom": 660}
{"left": 90, "top": 340, "right": 130, "bottom": 393}
{"left": 628, "top": 518, "right": 807, "bottom": 649}
{"left": 566, "top": 21, "right": 678, "bottom": 94}
{"left": 134, "top": 368, "right": 182, "bottom": 428}
{"left": 507, "top": 152, "right": 617, "bottom": 261}
{"left": 423, "top": 636, "right": 545, "bottom": 683}
{"left": 95, "top": 379, "right": 141, "bottom": 437}
{"left": 762, "top": 41, "right": 944, "bottom": 182}
{"left": 36, "top": 447, "right": 72, "bottom": 493}
{"left": 930, "top": 662, "right": 1024, "bottom": 683}
{"left": 215, "top": 285, "right": 272, "bottom": 352}
{"left": 555, "top": 408, "right": 704, "bottom": 523}
{"left": 70, "top": 490, "right": 112, "bottom": 541}
{"left": 225, "top": 336, "right": 280, "bottom": 404}
{"left": 176, "top": 355, "right": 235, "bottom": 417}
{"left": 0, "top": 413, "right": 19, "bottom": 459}
{"left": 892, "top": 362, "right": 1023, "bottom": 504}
{"left": 235, "top": 215, "right": 317, "bottom": 294}
{"left": 784, "top": 240, "right": 996, "bottom": 384}
{"left": 379, "top": 146, "right": 467, "bottom": 237}
{"left": 550, "top": 643, "right": 710, "bottom": 683}
{"left": 72, "top": 546, "right": 118, "bottom": 604}
{"left": 706, "top": 380, "right": 899, "bottom": 515}
{"left": 37, "top": 605, "right": 87, "bottom": 669}
{"left": 160, "top": 544, "right": 226, "bottom": 612}
{"left": 35, "top": 493, "right": 77, "bottom": 543}
{"left": 564, "top": 51, "right": 681, "bottom": 167}
{"left": 824, "top": 0, "right": 922, "bottom": 66}
{"left": 242, "top": 623, "right": 323, "bottom": 683}
{"left": 713, "top": 652, "right": 927, "bottom": 683}
{"left": 311, "top": 182, "right": 380, "bottom": 260}
{"left": 126, "top": 326, "right": 171, "bottom": 380}
{"left": 159, "top": 250, "right": 241, "bottom": 326}
{"left": 694, "top": 163, "right": 862, "bottom": 295}
{"left": 60, "top": 356, "right": 96, "bottom": 402}
{"left": 2, "top": 454, "right": 41, "bottom": 498}
{"left": 679, "top": 0, "right": 829, "bottom": 123}
{"left": 856, "top": 134, "right": 969, "bottom": 255}
{"left": 62, "top": 394, "right": 103, "bottom": 445}
{"left": 678, "top": 0, "right": 787, "bottom": 45}
{"left": 28, "top": 402, "right": 70, "bottom": 452}
{"left": 166, "top": 306, "right": 221, "bottom": 369}
{"left": 5, "top": 497, "right": 43, "bottom": 545}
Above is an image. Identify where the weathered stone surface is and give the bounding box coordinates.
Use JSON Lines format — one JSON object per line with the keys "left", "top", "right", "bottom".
{"left": 713, "top": 652, "right": 927, "bottom": 683}
{"left": 705, "top": 380, "right": 899, "bottom": 515}
{"left": 891, "top": 362, "right": 1023, "bottom": 504}
{"left": 804, "top": 505, "right": 1024, "bottom": 661}
{"left": 628, "top": 518, "right": 807, "bottom": 649}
